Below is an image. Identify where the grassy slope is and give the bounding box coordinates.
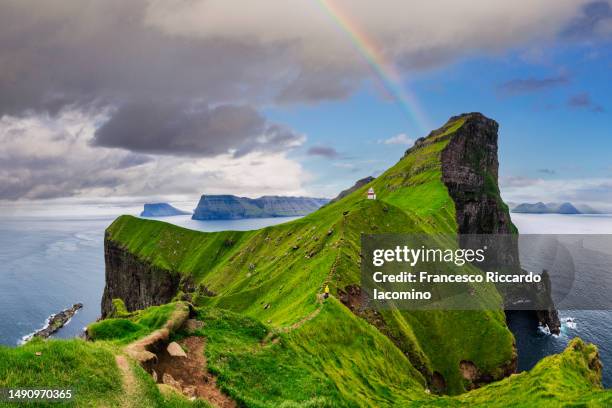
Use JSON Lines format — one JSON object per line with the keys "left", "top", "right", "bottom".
{"left": 106, "top": 116, "right": 513, "bottom": 395}
{"left": 422, "top": 338, "right": 611, "bottom": 407}
{"left": 78, "top": 301, "right": 608, "bottom": 407}
{"left": 88, "top": 302, "right": 178, "bottom": 344}
{"left": 7, "top": 114, "right": 599, "bottom": 406}
{"left": 0, "top": 339, "right": 122, "bottom": 407}
{"left": 0, "top": 304, "right": 214, "bottom": 408}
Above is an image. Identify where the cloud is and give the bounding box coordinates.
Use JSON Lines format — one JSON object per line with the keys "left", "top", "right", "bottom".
{"left": 500, "top": 176, "right": 543, "bottom": 188}
{"left": 567, "top": 92, "right": 605, "bottom": 112}
{"left": 92, "top": 102, "right": 305, "bottom": 157}
{"left": 562, "top": 1, "right": 612, "bottom": 39}
{"left": 0, "top": 111, "right": 310, "bottom": 200}
{"left": 537, "top": 168, "right": 556, "bottom": 175}
{"left": 497, "top": 75, "right": 569, "bottom": 94}
{"left": 0, "top": 0, "right": 599, "bottom": 118}
{"left": 332, "top": 163, "right": 355, "bottom": 169}
{"left": 501, "top": 175, "right": 612, "bottom": 211}
{"left": 307, "top": 146, "right": 339, "bottom": 158}
{"left": 0, "top": 0, "right": 605, "bottom": 201}
{"left": 381, "top": 133, "right": 415, "bottom": 145}
{"left": 116, "top": 154, "right": 154, "bottom": 169}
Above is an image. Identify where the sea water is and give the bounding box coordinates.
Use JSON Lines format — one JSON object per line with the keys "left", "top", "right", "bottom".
{"left": 0, "top": 214, "right": 298, "bottom": 346}
{"left": 509, "top": 213, "right": 612, "bottom": 387}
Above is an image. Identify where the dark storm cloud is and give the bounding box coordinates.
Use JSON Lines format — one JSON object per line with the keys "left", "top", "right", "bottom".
{"left": 92, "top": 102, "right": 304, "bottom": 157}
{"left": 0, "top": 1, "right": 294, "bottom": 116}
{"left": 307, "top": 146, "right": 339, "bottom": 158}
{"left": 567, "top": 92, "right": 605, "bottom": 112}
{"left": 0, "top": 1, "right": 600, "bottom": 119}
{"left": 497, "top": 75, "right": 569, "bottom": 94}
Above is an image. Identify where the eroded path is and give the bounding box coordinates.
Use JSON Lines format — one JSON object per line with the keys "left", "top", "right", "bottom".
{"left": 153, "top": 336, "right": 236, "bottom": 408}
{"left": 115, "top": 355, "right": 139, "bottom": 407}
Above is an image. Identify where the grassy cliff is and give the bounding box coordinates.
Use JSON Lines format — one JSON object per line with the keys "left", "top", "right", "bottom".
{"left": 105, "top": 114, "right": 516, "bottom": 395}
{"left": 2, "top": 113, "right": 608, "bottom": 407}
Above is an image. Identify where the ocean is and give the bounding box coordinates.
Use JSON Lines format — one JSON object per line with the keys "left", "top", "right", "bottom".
{"left": 0, "top": 212, "right": 610, "bottom": 387}
{"left": 0, "top": 214, "right": 298, "bottom": 346}
{"left": 509, "top": 213, "right": 612, "bottom": 388}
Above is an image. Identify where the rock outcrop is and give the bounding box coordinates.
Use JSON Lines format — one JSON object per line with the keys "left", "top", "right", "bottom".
{"left": 439, "top": 113, "right": 516, "bottom": 236}
{"left": 22, "top": 303, "right": 83, "bottom": 342}
{"left": 436, "top": 112, "right": 560, "bottom": 335}
{"left": 328, "top": 176, "right": 375, "bottom": 204}
{"left": 101, "top": 236, "right": 181, "bottom": 318}
{"left": 192, "top": 195, "right": 329, "bottom": 220}
{"left": 140, "top": 203, "right": 191, "bottom": 217}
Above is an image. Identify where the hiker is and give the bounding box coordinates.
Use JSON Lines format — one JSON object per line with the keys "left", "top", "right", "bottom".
{"left": 324, "top": 285, "right": 330, "bottom": 299}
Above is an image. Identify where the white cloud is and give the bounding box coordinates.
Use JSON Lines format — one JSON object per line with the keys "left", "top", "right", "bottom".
{"left": 0, "top": 111, "right": 311, "bottom": 201}
{"left": 145, "top": 0, "right": 591, "bottom": 73}
{"left": 381, "top": 133, "right": 415, "bottom": 145}
{"left": 332, "top": 163, "right": 356, "bottom": 169}
{"left": 501, "top": 176, "right": 612, "bottom": 212}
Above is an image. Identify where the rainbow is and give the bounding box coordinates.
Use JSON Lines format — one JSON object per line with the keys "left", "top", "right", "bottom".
{"left": 317, "top": 0, "right": 431, "bottom": 133}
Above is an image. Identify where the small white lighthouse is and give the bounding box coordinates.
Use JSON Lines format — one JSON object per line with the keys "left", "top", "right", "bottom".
{"left": 367, "top": 187, "right": 376, "bottom": 200}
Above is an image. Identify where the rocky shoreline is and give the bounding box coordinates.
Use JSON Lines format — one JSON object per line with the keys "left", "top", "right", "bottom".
{"left": 22, "top": 303, "right": 83, "bottom": 342}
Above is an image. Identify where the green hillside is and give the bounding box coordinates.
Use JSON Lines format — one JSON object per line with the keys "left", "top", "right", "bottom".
{"left": 2, "top": 113, "right": 608, "bottom": 407}
{"left": 106, "top": 114, "right": 516, "bottom": 395}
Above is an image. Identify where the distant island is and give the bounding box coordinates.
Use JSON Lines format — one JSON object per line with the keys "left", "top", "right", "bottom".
{"left": 511, "top": 202, "right": 601, "bottom": 214}
{"left": 140, "top": 203, "right": 191, "bottom": 217}
{"left": 192, "top": 195, "right": 329, "bottom": 220}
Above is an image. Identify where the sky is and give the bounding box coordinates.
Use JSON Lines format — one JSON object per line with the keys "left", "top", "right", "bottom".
{"left": 1, "top": 0, "right": 611, "bottom": 215}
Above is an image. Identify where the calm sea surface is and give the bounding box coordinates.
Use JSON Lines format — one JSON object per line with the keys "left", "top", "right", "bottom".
{"left": 0, "top": 212, "right": 610, "bottom": 387}
{"left": 509, "top": 213, "right": 612, "bottom": 387}
{"left": 0, "top": 214, "right": 298, "bottom": 346}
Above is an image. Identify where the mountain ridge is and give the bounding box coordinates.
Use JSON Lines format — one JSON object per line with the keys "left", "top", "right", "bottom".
{"left": 512, "top": 201, "right": 581, "bottom": 214}
{"left": 191, "top": 195, "right": 329, "bottom": 220}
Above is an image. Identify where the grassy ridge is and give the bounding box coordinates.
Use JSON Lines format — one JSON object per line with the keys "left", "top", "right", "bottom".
{"left": 88, "top": 302, "right": 177, "bottom": 344}
{"left": 106, "top": 116, "right": 515, "bottom": 394}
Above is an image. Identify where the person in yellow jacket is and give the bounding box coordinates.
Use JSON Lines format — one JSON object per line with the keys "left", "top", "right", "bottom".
{"left": 323, "top": 285, "right": 330, "bottom": 299}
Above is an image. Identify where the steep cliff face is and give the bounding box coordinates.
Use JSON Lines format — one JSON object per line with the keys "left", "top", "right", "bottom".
{"left": 101, "top": 235, "right": 181, "bottom": 318}
{"left": 439, "top": 113, "right": 516, "bottom": 235}
{"left": 436, "top": 112, "right": 560, "bottom": 334}
{"left": 192, "top": 195, "right": 329, "bottom": 220}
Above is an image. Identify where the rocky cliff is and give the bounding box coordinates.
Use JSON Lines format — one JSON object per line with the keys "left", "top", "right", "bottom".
{"left": 101, "top": 235, "right": 181, "bottom": 318}
{"left": 191, "top": 195, "right": 329, "bottom": 220}
{"left": 328, "top": 176, "right": 375, "bottom": 204}
{"left": 140, "top": 203, "right": 191, "bottom": 217}
{"left": 438, "top": 113, "right": 516, "bottom": 236}
{"left": 435, "top": 112, "right": 560, "bottom": 334}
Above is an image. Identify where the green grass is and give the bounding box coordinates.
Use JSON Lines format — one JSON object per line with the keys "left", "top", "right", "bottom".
{"left": 102, "top": 115, "right": 516, "bottom": 395}
{"left": 0, "top": 339, "right": 122, "bottom": 407}
{"left": 413, "top": 338, "right": 611, "bottom": 407}
{"left": 12, "top": 113, "right": 604, "bottom": 406}
{"left": 87, "top": 302, "right": 177, "bottom": 344}
{"left": 174, "top": 305, "right": 609, "bottom": 407}
{"left": 182, "top": 307, "right": 344, "bottom": 407}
